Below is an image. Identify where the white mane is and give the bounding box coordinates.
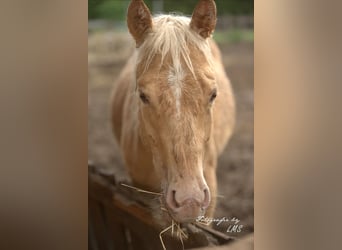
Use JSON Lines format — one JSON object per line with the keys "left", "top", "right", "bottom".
{"left": 136, "top": 14, "right": 214, "bottom": 77}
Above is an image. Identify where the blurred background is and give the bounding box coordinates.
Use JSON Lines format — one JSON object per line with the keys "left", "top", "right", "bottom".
{"left": 2, "top": 1, "right": 341, "bottom": 249}
{"left": 88, "top": 0, "right": 254, "bottom": 236}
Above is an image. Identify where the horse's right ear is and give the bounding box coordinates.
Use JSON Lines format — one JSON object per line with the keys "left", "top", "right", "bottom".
{"left": 127, "top": 0, "right": 153, "bottom": 47}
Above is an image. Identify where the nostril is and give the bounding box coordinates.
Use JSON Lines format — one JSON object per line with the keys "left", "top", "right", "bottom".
{"left": 167, "top": 190, "right": 179, "bottom": 210}
{"left": 172, "top": 190, "right": 180, "bottom": 207}
{"left": 202, "top": 188, "right": 210, "bottom": 208}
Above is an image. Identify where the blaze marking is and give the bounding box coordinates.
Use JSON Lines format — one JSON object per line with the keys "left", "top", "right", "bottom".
{"left": 168, "top": 66, "right": 184, "bottom": 117}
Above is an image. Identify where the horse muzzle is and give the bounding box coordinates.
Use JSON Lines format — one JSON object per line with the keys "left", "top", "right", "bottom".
{"left": 165, "top": 184, "right": 210, "bottom": 223}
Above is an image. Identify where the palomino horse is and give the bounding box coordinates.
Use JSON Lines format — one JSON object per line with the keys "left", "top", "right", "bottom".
{"left": 111, "top": 0, "right": 235, "bottom": 224}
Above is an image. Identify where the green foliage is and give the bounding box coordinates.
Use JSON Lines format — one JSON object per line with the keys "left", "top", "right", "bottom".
{"left": 96, "top": 0, "right": 128, "bottom": 20}
{"left": 88, "top": 0, "right": 253, "bottom": 20}
{"left": 163, "top": 0, "right": 253, "bottom": 16}
{"left": 213, "top": 29, "right": 254, "bottom": 44}
{"left": 89, "top": 0, "right": 107, "bottom": 19}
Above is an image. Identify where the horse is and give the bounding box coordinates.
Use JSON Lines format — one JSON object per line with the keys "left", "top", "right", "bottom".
{"left": 111, "top": 0, "right": 235, "bottom": 224}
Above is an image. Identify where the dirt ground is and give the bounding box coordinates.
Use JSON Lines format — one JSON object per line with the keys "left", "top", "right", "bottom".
{"left": 88, "top": 31, "right": 254, "bottom": 236}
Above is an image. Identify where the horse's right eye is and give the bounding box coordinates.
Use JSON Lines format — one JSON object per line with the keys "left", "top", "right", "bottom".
{"left": 209, "top": 89, "right": 217, "bottom": 103}
{"left": 139, "top": 92, "right": 149, "bottom": 104}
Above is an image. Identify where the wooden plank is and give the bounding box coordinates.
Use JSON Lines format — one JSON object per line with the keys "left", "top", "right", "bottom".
{"left": 105, "top": 198, "right": 168, "bottom": 250}
{"left": 105, "top": 206, "right": 130, "bottom": 250}
{"left": 89, "top": 212, "right": 99, "bottom": 250}
{"left": 191, "top": 234, "right": 253, "bottom": 250}
{"left": 89, "top": 200, "right": 110, "bottom": 250}
{"left": 88, "top": 164, "right": 235, "bottom": 249}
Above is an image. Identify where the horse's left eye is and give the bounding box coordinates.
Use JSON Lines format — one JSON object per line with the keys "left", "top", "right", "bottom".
{"left": 209, "top": 89, "right": 217, "bottom": 103}
{"left": 139, "top": 92, "right": 149, "bottom": 104}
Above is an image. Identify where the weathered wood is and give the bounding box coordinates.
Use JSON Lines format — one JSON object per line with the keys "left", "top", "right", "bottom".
{"left": 89, "top": 200, "right": 109, "bottom": 250}
{"left": 190, "top": 234, "right": 254, "bottom": 250}
{"left": 105, "top": 207, "right": 129, "bottom": 250}
{"left": 88, "top": 164, "right": 238, "bottom": 249}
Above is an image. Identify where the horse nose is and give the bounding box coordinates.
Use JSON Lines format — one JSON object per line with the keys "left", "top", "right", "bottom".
{"left": 165, "top": 187, "right": 210, "bottom": 222}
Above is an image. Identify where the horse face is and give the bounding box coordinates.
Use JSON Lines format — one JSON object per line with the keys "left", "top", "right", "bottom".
{"left": 127, "top": 0, "right": 218, "bottom": 223}
{"left": 136, "top": 54, "right": 217, "bottom": 222}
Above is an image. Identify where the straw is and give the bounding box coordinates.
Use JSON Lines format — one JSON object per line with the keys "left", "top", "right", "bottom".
{"left": 120, "top": 183, "right": 188, "bottom": 249}
{"left": 120, "top": 183, "right": 163, "bottom": 196}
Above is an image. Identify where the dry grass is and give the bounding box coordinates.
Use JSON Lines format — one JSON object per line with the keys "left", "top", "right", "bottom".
{"left": 159, "top": 219, "right": 188, "bottom": 250}
{"left": 120, "top": 183, "right": 188, "bottom": 250}
{"left": 120, "top": 183, "right": 163, "bottom": 196}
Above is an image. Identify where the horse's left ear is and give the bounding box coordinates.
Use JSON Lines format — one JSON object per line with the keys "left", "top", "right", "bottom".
{"left": 190, "top": 0, "right": 217, "bottom": 39}
{"left": 127, "top": 0, "right": 153, "bottom": 46}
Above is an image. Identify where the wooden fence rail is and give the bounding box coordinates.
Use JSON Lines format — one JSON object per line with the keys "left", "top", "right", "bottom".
{"left": 88, "top": 164, "right": 239, "bottom": 250}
